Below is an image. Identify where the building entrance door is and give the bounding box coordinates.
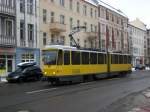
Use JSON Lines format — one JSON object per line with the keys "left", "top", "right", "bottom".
{"left": 7, "top": 59, "right": 13, "bottom": 73}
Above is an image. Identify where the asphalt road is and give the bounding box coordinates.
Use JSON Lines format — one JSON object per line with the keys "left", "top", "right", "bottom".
{"left": 0, "top": 70, "right": 150, "bottom": 112}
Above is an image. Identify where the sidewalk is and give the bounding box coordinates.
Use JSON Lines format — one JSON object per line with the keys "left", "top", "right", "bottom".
{"left": 0, "top": 76, "right": 7, "bottom": 83}
{"left": 129, "top": 90, "right": 150, "bottom": 112}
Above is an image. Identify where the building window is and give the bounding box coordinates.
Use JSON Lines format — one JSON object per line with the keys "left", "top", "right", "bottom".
{"left": 112, "top": 15, "right": 114, "bottom": 22}
{"left": 51, "top": 34, "right": 54, "bottom": 43}
{"left": 91, "top": 24, "right": 93, "bottom": 32}
{"left": 43, "top": 32, "right": 47, "bottom": 45}
{"left": 106, "top": 10, "right": 109, "bottom": 20}
{"left": 5, "top": 20, "right": 13, "bottom": 36}
{"left": 43, "top": 9, "right": 47, "bottom": 23}
{"left": 60, "top": 36, "right": 65, "bottom": 45}
{"left": 70, "top": 17, "right": 73, "bottom": 30}
{"left": 28, "top": 24, "right": 34, "bottom": 41}
{"left": 117, "top": 17, "right": 119, "bottom": 24}
{"left": 95, "top": 10, "right": 97, "bottom": 18}
{"left": 20, "top": 0, "right": 24, "bottom": 12}
{"left": 60, "top": 0, "right": 65, "bottom": 7}
{"left": 84, "top": 22, "right": 87, "bottom": 32}
{"left": 60, "top": 15, "right": 65, "bottom": 24}
{"left": 83, "top": 5, "right": 87, "bottom": 16}
{"left": 20, "top": 21, "right": 25, "bottom": 40}
{"left": 77, "top": 2, "right": 80, "bottom": 13}
{"left": 95, "top": 26, "right": 97, "bottom": 32}
{"left": 51, "top": 12, "right": 55, "bottom": 23}
{"left": 27, "top": 0, "right": 33, "bottom": 14}
{"left": 90, "top": 8, "right": 93, "bottom": 18}
{"left": 4, "top": 0, "right": 13, "bottom": 7}
{"left": 69, "top": 0, "right": 73, "bottom": 10}
{"left": 77, "top": 20, "right": 80, "bottom": 27}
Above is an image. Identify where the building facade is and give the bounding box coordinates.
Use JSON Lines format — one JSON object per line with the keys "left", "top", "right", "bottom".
{"left": 97, "top": 1, "right": 129, "bottom": 53}
{"left": 15, "top": 0, "right": 40, "bottom": 67}
{"left": 0, "top": 0, "right": 16, "bottom": 75}
{"left": 40, "top": 0, "right": 98, "bottom": 49}
{"left": 146, "top": 29, "right": 150, "bottom": 66}
{"left": 129, "top": 19, "right": 147, "bottom": 67}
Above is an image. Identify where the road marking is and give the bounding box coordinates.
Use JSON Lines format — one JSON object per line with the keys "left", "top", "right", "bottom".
{"left": 18, "top": 110, "right": 30, "bottom": 112}
{"left": 26, "top": 88, "right": 57, "bottom": 94}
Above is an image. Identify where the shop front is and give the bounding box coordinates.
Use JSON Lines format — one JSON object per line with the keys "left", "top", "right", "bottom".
{"left": 0, "top": 48, "right": 15, "bottom": 76}
{"left": 15, "top": 47, "right": 40, "bottom": 68}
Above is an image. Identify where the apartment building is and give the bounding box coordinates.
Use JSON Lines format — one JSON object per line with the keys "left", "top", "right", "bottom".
{"left": 40, "top": 0, "right": 98, "bottom": 49}
{"left": 0, "top": 0, "right": 16, "bottom": 75}
{"left": 97, "top": 1, "right": 129, "bottom": 53}
{"left": 15, "top": 0, "right": 40, "bottom": 67}
{"left": 129, "top": 18, "right": 147, "bottom": 66}
{"left": 146, "top": 29, "right": 150, "bottom": 66}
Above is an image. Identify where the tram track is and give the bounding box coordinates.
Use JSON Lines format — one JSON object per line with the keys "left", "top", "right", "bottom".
{"left": 1, "top": 71, "right": 150, "bottom": 111}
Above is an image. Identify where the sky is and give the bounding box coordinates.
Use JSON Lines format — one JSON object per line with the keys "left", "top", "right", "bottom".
{"left": 101, "top": 0, "right": 150, "bottom": 28}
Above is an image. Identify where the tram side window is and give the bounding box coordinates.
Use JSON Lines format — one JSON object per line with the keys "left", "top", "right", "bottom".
{"left": 119, "top": 55, "right": 123, "bottom": 64}
{"left": 98, "top": 53, "right": 104, "bottom": 64}
{"left": 90, "top": 53, "right": 97, "bottom": 64}
{"left": 72, "top": 51, "right": 80, "bottom": 65}
{"left": 124, "top": 55, "right": 127, "bottom": 64}
{"left": 128, "top": 56, "right": 131, "bottom": 64}
{"left": 114, "top": 55, "right": 118, "bottom": 64}
{"left": 111, "top": 54, "right": 114, "bottom": 64}
{"left": 57, "top": 50, "right": 63, "bottom": 65}
{"left": 104, "top": 54, "right": 106, "bottom": 64}
{"left": 82, "top": 52, "right": 89, "bottom": 64}
{"left": 64, "top": 51, "right": 70, "bottom": 65}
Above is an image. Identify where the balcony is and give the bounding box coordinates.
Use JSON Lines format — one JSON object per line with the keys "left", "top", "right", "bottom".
{"left": 50, "top": 22, "right": 66, "bottom": 32}
{"left": 85, "top": 32, "right": 97, "bottom": 40}
{"left": 0, "top": 35, "right": 16, "bottom": 47}
{"left": 0, "top": 5, "right": 15, "bottom": 16}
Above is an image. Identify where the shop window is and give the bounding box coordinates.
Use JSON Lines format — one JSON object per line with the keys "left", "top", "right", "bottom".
{"left": 21, "top": 53, "right": 35, "bottom": 62}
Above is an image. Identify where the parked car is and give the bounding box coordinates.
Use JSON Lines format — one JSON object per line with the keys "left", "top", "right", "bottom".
{"left": 135, "top": 64, "right": 145, "bottom": 70}
{"left": 6, "top": 62, "right": 43, "bottom": 83}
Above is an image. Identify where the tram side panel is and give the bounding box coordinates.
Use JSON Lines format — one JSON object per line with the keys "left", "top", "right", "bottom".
{"left": 110, "top": 54, "right": 132, "bottom": 74}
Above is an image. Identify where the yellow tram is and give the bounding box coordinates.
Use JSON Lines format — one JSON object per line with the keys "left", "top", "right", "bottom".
{"left": 42, "top": 45, "right": 132, "bottom": 84}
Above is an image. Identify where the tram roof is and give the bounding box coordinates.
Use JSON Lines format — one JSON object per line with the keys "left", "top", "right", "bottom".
{"left": 43, "top": 45, "right": 106, "bottom": 53}
{"left": 44, "top": 45, "right": 77, "bottom": 50}
{"left": 43, "top": 45, "right": 131, "bottom": 55}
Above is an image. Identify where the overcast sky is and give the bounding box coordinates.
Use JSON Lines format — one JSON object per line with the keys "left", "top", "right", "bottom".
{"left": 101, "top": 0, "right": 150, "bottom": 28}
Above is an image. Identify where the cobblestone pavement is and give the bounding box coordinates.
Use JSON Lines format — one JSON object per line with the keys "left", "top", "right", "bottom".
{"left": 104, "top": 88, "right": 150, "bottom": 112}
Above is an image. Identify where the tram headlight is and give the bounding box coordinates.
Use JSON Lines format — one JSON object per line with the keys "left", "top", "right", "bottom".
{"left": 53, "top": 72, "right": 56, "bottom": 75}
{"left": 44, "top": 72, "right": 47, "bottom": 75}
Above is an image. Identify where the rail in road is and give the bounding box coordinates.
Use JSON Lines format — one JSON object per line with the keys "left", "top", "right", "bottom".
{"left": 0, "top": 70, "right": 150, "bottom": 112}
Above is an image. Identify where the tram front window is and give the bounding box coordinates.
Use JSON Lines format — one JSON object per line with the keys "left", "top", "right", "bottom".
{"left": 42, "top": 51, "right": 57, "bottom": 65}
